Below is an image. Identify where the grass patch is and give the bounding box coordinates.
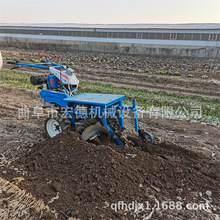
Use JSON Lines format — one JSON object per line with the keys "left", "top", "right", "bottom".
{"left": 156, "top": 70, "right": 181, "bottom": 76}
{"left": 0, "top": 70, "right": 38, "bottom": 90}
{"left": 31, "top": 59, "right": 41, "bottom": 63}
{"left": 3, "top": 57, "right": 11, "bottom": 60}
{"left": 12, "top": 57, "right": 20, "bottom": 61}
{"left": 201, "top": 75, "right": 208, "bottom": 79}
{"left": 188, "top": 74, "right": 194, "bottom": 78}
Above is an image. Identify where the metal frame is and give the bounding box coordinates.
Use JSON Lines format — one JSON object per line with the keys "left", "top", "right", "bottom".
{"left": 13, "top": 61, "right": 64, "bottom": 69}
{"left": 41, "top": 90, "right": 142, "bottom": 145}
{"left": 8, "top": 60, "right": 153, "bottom": 146}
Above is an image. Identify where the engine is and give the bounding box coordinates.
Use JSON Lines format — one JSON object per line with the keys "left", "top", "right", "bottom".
{"left": 30, "top": 75, "right": 47, "bottom": 85}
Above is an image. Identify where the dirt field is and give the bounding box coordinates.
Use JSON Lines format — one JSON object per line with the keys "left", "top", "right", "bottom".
{"left": 0, "top": 48, "right": 220, "bottom": 219}
{"left": 2, "top": 48, "right": 220, "bottom": 99}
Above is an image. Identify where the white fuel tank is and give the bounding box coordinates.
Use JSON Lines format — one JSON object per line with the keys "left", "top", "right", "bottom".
{"left": 49, "top": 67, "right": 79, "bottom": 86}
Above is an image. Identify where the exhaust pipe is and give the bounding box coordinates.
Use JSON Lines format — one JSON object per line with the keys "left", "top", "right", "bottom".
{"left": 0, "top": 51, "right": 2, "bottom": 71}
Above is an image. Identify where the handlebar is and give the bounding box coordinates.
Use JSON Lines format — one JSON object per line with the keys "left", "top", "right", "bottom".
{"left": 6, "top": 60, "right": 63, "bottom": 70}
{"left": 7, "top": 61, "right": 17, "bottom": 65}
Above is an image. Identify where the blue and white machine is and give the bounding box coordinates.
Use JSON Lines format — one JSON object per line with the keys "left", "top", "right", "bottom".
{"left": 7, "top": 52, "right": 153, "bottom": 147}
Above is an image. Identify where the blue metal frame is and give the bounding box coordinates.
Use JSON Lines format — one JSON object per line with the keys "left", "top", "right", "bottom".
{"left": 13, "top": 61, "right": 64, "bottom": 69}
{"left": 10, "top": 59, "right": 152, "bottom": 145}
{"left": 40, "top": 90, "right": 70, "bottom": 107}
{"left": 62, "top": 93, "right": 141, "bottom": 145}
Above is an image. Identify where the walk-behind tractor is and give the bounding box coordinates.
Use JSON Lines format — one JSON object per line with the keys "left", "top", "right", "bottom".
{"left": 7, "top": 52, "right": 153, "bottom": 146}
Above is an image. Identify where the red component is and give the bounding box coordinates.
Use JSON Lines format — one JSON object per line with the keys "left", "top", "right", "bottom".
{"left": 56, "top": 78, "right": 61, "bottom": 83}
{"left": 50, "top": 78, "right": 54, "bottom": 85}
{"left": 41, "top": 51, "right": 45, "bottom": 56}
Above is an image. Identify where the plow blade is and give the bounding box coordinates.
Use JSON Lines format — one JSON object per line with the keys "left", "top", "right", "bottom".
{"left": 81, "top": 124, "right": 111, "bottom": 145}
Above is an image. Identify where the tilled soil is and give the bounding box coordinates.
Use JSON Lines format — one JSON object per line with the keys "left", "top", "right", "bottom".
{"left": 0, "top": 85, "right": 219, "bottom": 163}
{"left": 4, "top": 132, "right": 220, "bottom": 220}
{"left": 2, "top": 132, "right": 220, "bottom": 219}
{"left": 0, "top": 48, "right": 220, "bottom": 219}
{"left": 0, "top": 86, "right": 46, "bottom": 154}
{"left": 2, "top": 48, "right": 220, "bottom": 99}
{"left": 0, "top": 86, "right": 219, "bottom": 219}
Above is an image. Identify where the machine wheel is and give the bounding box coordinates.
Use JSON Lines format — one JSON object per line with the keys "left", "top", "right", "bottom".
{"left": 81, "top": 124, "right": 111, "bottom": 145}
{"left": 138, "top": 131, "right": 153, "bottom": 145}
{"left": 45, "top": 116, "right": 71, "bottom": 138}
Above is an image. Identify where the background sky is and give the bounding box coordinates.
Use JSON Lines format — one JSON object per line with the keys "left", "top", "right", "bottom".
{"left": 0, "top": 0, "right": 219, "bottom": 24}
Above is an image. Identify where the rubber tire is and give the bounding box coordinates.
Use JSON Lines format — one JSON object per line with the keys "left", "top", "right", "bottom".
{"left": 138, "top": 131, "right": 153, "bottom": 145}
{"left": 45, "top": 116, "right": 71, "bottom": 138}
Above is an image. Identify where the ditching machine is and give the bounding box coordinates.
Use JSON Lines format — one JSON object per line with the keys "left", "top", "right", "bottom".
{"left": 7, "top": 52, "right": 153, "bottom": 146}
